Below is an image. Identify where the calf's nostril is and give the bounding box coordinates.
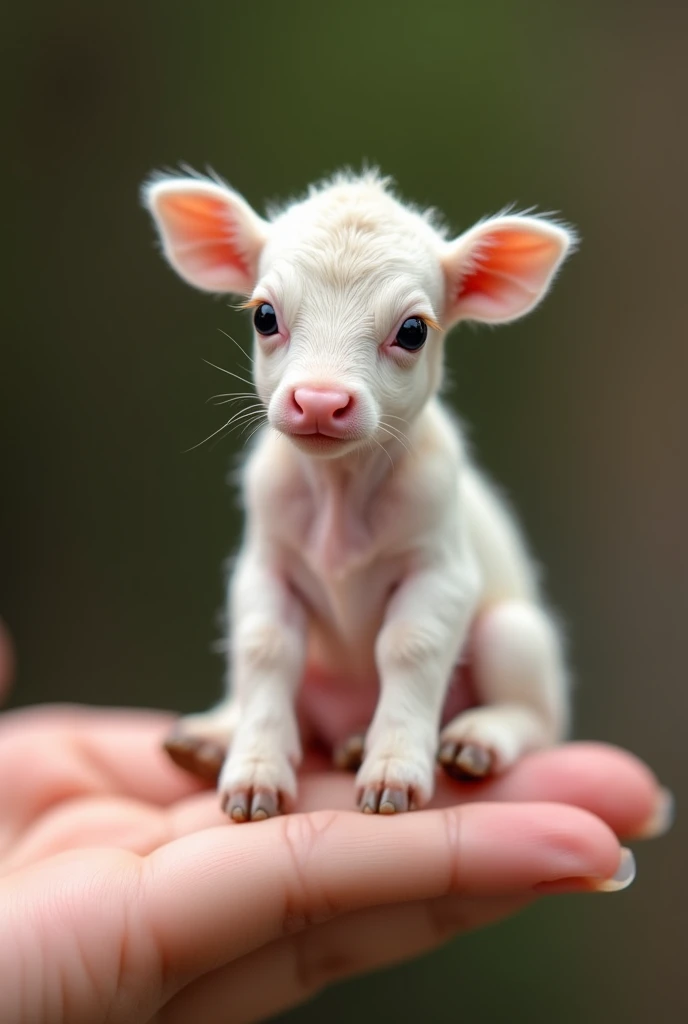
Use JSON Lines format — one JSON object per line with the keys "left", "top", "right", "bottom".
{"left": 290, "top": 392, "right": 305, "bottom": 417}
{"left": 332, "top": 394, "right": 354, "bottom": 419}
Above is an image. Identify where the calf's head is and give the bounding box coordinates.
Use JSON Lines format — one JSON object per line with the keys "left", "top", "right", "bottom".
{"left": 143, "top": 171, "right": 575, "bottom": 459}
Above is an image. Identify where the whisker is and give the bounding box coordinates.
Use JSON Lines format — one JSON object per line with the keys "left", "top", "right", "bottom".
{"left": 371, "top": 434, "right": 395, "bottom": 473}
{"left": 183, "top": 417, "right": 242, "bottom": 453}
{"left": 207, "top": 406, "right": 264, "bottom": 450}
{"left": 206, "top": 393, "right": 261, "bottom": 405}
{"left": 206, "top": 391, "right": 256, "bottom": 406}
{"left": 380, "top": 417, "right": 412, "bottom": 442}
{"left": 183, "top": 402, "right": 266, "bottom": 454}
{"left": 239, "top": 410, "right": 269, "bottom": 434}
{"left": 379, "top": 422, "right": 411, "bottom": 454}
{"left": 380, "top": 417, "right": 413, "bottom": 447}
{"left": 382, "top": 414, "right": 410, "bottom": 426}
{"left": 217, "top": 328, "right": 254, "bottom": 365}
{"left": 378, "top": 433, "right": 409, "bottom": 457}
{"left": 202, "top": 359, "right": 255, "bottom": 389}
{"left": 207, "top": 427, "right": 236, "bottom": 452}
{"left": 228, "top": 408, "right": 267, "bottom": 430}
{"left": 243, "top": 419, "right": 269, "bottom": 446}
{"left": 382, "top": 434, "right": 410, "bottom": 455}
{"left": 218, "top": 405, "right": 263, "bottom": 428}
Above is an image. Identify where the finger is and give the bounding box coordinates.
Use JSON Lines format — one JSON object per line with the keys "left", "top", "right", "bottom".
{"left": 0, "top": 795, "right": 174, "bottom": 872}
{"left": 8, "top": 733, "right": 662, "bottom": 863}
{"left": 1, "top": 738, "right": 667, "bottom": 869}
{"left": 160, "top": 894, "right": 534, "bottom": 1024}
{"left": 172, "top": 741, "right": 667, "bottom": 844}
{"left": 0, "top": 708, "right": 208, "bottom": 833}
{"left": 143, "top": 802, "right": 626, "bottom": 986}
{"left": 283, "top": 743, "right": 667, "bottom": 840}
{"left": 0, "top": 705, "right": 329, "bottom": 829}
{"left": 0, "top": 842, "right": 532, "bottom": 1024}
{"left": 172, "top": 741, "right": 664, "bottom": 842}
{"left": 0, "top": 703, "right": 666, "bottom": 841}
{"left": 432, "top": 742, "right": 668, "bottom": 840}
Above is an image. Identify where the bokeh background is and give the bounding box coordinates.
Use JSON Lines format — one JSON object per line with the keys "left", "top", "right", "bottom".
{"left": 2, "top": 1, "right": 686, "bottom": 1021}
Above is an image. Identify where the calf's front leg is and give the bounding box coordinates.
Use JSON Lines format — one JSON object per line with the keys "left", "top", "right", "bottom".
{"left": 356, "top": 560, "right": 479, "bottom": 814}
{"left": 217, "top": 550, "right": 307, "bottom": 821}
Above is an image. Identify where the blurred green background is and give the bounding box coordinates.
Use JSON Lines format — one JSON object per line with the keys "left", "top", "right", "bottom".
{"left": 2, "top": 1, "right": 685, "bottom": 1021}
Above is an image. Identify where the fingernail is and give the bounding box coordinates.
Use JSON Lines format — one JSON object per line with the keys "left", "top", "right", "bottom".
{"left": 595, "top": 848, "right": 636, "bottom": 893}
{"left": 636, "top": 787, "right": 675, "bottom": 840}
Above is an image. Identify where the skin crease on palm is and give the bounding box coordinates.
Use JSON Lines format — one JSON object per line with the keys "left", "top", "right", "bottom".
{"left": 0, "top": 620, "right": 674, "bottom": 1024}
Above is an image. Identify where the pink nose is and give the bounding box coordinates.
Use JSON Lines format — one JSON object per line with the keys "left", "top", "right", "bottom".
{"left": 287, "top": 387, "right": 355, "bottom": 436}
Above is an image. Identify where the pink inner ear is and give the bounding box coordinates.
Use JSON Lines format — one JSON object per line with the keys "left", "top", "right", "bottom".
{"left": 456, "top": 228, "right": 561, "bottom": 309}
{"left": 157, "top": 191, "right": 250, "bottom": 283}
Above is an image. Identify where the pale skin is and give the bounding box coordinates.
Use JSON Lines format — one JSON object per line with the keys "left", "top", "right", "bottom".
{"left": 143, "top": 169, "right": 575, "bottom": 819}
{"left": 0, "top": 622, "right": 674, "bottom": 1023}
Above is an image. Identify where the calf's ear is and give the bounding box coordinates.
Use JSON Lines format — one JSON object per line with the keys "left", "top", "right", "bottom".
{"left": 142, "top": 174, "right": 268, "bottom": 295}
{"left": 441, "top": 213, "right": 577, "bottom": 326}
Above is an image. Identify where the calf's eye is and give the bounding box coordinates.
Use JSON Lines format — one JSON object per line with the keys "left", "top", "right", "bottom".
{"left": 253, "top": 303, "right": 279, "bottom": 336}
{"left": 394, "top": 317, "right": 427, "bottom": 351}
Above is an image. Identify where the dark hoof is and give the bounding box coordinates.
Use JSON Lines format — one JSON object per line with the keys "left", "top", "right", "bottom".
{"left": 333, "top": 733, "right": 366, "bottom": 772}
{"left": 438, "top": 741, "right": 495, "bottom": 781}
{"left": 163, "top": 732, "right": 226, "bottom": 783}
{"left": 220, "top": 786, "right": 282, "bottom": 822}
{"left": 357, "top": 784, "right": 414, "bottom": 815}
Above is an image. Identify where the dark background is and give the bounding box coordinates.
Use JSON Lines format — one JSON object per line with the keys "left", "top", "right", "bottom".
{"left": 2, "top": 1, "right": 686, "bottom": 1021}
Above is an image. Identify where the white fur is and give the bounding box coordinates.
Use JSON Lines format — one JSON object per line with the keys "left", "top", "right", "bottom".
{"left": 143, "top": 169, "right": 574, "bottom": 817}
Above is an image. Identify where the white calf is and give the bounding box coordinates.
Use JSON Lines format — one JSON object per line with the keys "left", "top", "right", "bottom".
{"left": 143, "top": 169, "right": 574, "bottom": 820}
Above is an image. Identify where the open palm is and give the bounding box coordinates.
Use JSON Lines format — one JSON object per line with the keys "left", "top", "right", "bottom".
{"left": 0, "top": 625, "right": 669, "bottom": 1024}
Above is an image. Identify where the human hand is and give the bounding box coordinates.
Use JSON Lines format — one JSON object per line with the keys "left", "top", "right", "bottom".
{"left": 0, "top": 625, "right": 672, "bottom": 1024}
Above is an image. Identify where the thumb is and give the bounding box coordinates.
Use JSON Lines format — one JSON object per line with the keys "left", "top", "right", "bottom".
{"left": 143, "top": 802, "right": 628, "bottom": 985}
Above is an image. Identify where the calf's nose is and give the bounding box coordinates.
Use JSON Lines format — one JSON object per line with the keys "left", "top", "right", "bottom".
{"left": 289, "top": 387, "right": 355, "bottom": 433}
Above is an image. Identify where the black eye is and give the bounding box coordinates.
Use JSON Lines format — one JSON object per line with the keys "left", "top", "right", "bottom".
{"left": 394, "top": 317, "right": 428, "bottom": 352}
{"left": 253, "top": 303, "right": 279, "bottom": 336}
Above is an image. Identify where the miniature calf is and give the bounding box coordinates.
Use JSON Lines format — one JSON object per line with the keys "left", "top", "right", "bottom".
{"left": 143, "top": 169, "right": 575, "bottom": 821}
